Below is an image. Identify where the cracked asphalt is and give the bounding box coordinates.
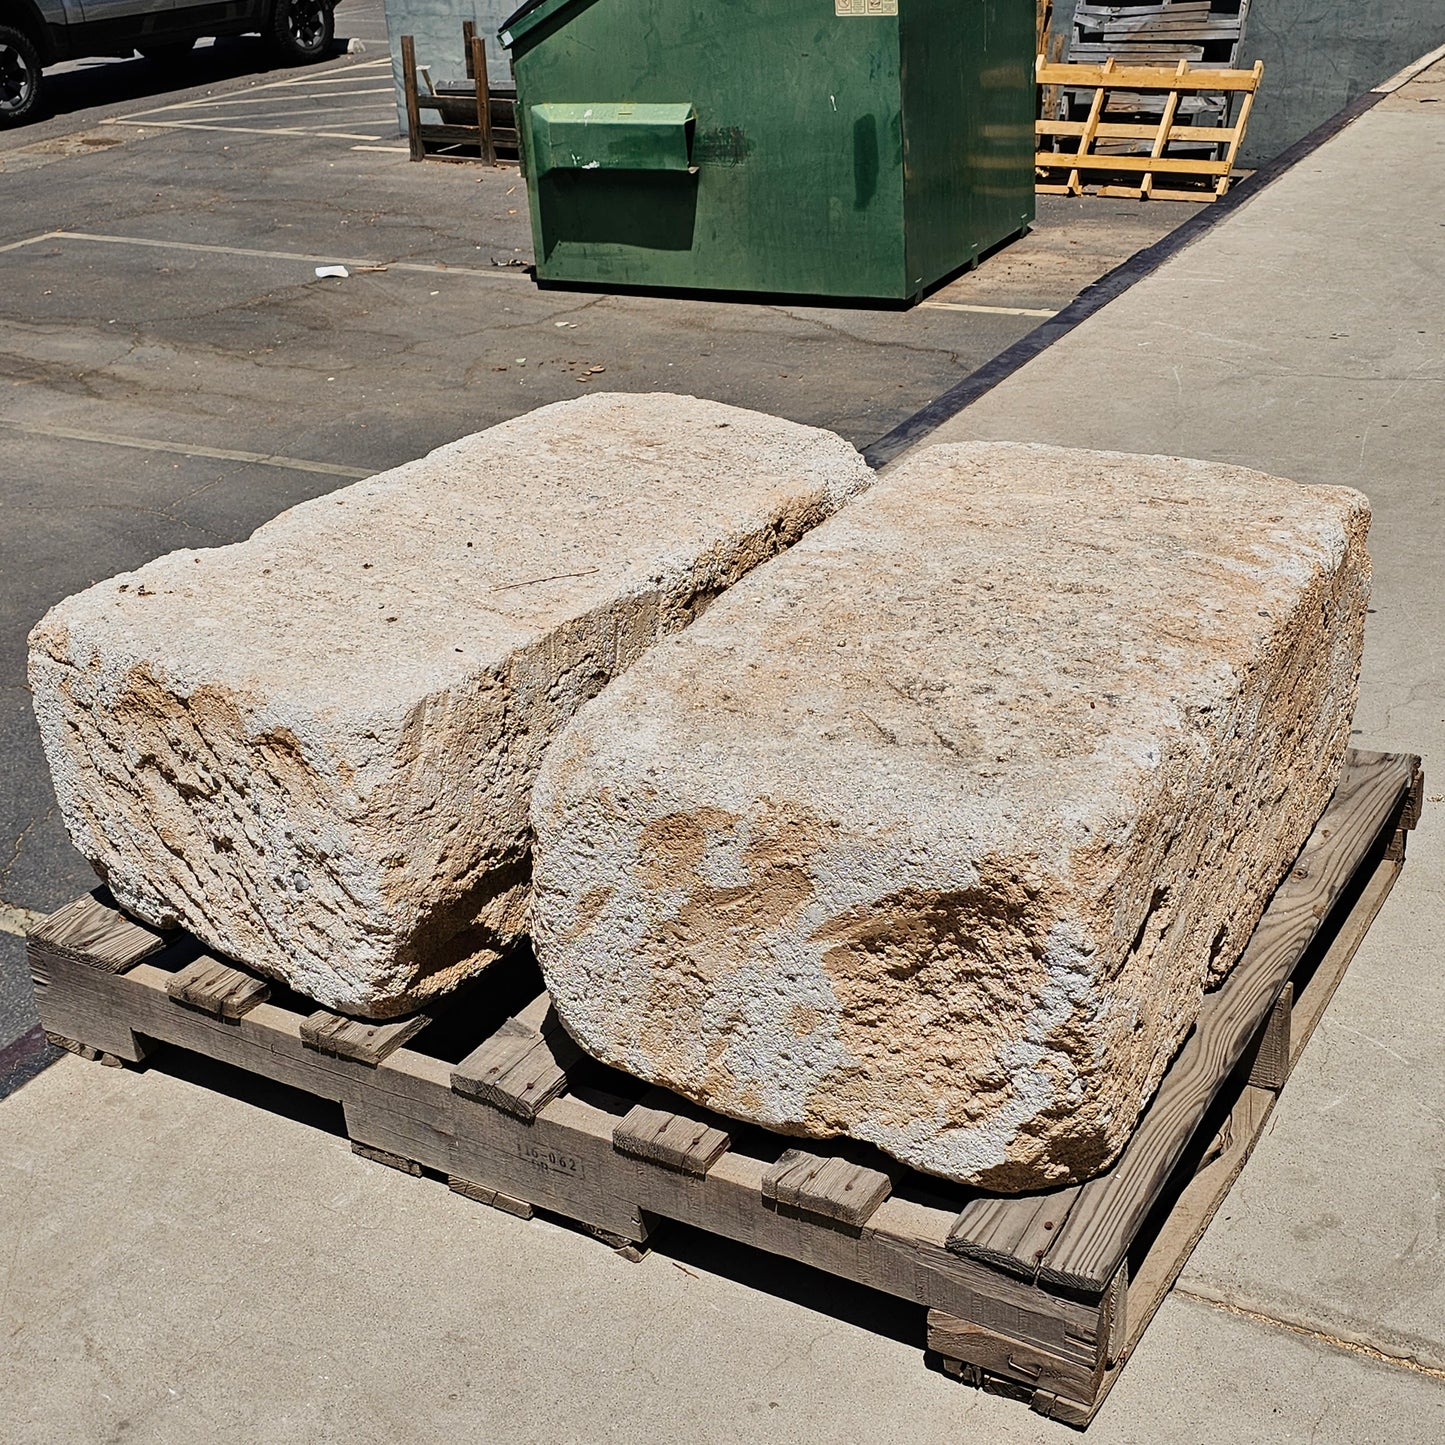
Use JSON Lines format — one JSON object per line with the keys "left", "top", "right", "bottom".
{"left": 0, "top": 1, "right": 1189, "bottom": 1073}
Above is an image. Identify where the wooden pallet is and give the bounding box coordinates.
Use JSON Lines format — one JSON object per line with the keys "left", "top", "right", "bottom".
{"left": 27, "top": 748, "right": 1422, "bottom": 1426}
{"left": 401, "top": 26, "right": 519, "bottom": 166}
{"left": 1037, "top": 56, "right": 1264, "bottom": 200}
{"left": 1070, "top": 0, "right": 1250, "bottom": 66}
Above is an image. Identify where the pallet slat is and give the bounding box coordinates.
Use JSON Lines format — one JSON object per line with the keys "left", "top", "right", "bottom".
{"left": 166, "top": 956, "right": 270, "bottom": 1019}
{"left": 614, "top": 1088, "right": 733, "bottom": 1175}
{"left": 762, "top": 1148, "right": 897, "bottom": 1228}
{"left": 948, "top": 1186, "right": 1081, "bottom": 1277}
{"left": 1038, "top": 59, "right": 1263, "bottom": 90}
{"left": 301, "top": 1007, "right": 434, "bottom": 1065}
{"left": 27, "top": 890, "right": 167, "bottom": 973}
{"left": 451, "top": 994, "right": 584, "bottom": 1120}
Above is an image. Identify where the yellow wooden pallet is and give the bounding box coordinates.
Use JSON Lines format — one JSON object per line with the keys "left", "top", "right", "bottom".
{"left": 1036, "top": 56, "right": 1264, "bottom": 201}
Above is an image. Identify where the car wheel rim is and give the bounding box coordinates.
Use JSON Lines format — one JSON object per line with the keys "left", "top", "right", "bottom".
{"left": 287, "top": 1, "right": 328, "bottom": 50}
{"left": 0, "top": 44, "right": 35, "bottom": 113}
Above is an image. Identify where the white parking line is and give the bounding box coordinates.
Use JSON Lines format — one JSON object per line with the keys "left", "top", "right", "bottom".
{"left": 161, "top": 104, "right": 394, "bottom": 124}
{"left": 126, "top": 56, "right": 392, "bottom": 115}
{"left": 920, "top": 301, "right": 1059, "bottom": 318}
{"left": 0, "top": 229, "right": 528, "bottom": 281}
{"left": 0, "top": 419, "right": 374, "bottom": 478}
{"left": 108, "top": 117, "right": 387, "bottom": 141}
{"left": 147, "top": 87, "right": 395, "bottom": 110}
{"left": 116, "top": 57, "right": 397, "bottom": 140}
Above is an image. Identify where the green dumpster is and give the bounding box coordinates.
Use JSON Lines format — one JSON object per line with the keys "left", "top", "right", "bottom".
{"left": 499, "top": 0, "right": 1036, "bottom": 302}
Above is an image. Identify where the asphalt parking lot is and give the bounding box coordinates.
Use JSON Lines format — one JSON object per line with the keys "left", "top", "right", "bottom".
{"left": 0, "top": 2, "right": 1195, "bottom": 1081}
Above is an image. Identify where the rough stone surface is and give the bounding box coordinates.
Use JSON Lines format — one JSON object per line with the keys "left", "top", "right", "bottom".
{"left": 531, "top": 442, "right": 1371, "bottom": 1191}
{"left": 28, "top": 393, "right": 872, "bottom": 1018}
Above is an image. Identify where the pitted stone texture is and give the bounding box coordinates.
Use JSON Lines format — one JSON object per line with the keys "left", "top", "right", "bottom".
{"left": 28, "top": 394, "right": 872, "bottom": 1018}
{"left": 532, "top": 443, "right": 1370, "bottom": 1191}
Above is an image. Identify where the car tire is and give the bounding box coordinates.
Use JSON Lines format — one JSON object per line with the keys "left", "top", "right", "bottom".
{"left": 0, "top": 25, "right": 43, "bottom": 128}
{"left": 138, "top": 39, "right": 198, "bottom": 66}
{"left": 267, "top": 0, "right": 335, "bottom": 65}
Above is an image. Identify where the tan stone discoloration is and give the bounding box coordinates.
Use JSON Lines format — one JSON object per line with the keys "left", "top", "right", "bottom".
{"left": 634, "top": 807, "right": 739, "bottom": 890}
{"left": 636, "top": 805, "right": 821, "bottom": 1087}
{"left": 532, "top": 442, "right": 1371, "bottom": 1189}
{"left": 810, "top": 872, "right": 1058, "bottom": 1143}
{"left": 28, "top": 394, "right": 872, "bottom": 1017}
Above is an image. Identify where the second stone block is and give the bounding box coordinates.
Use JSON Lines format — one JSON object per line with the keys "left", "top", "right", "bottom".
{"left": 531, "top": 442, "right": 1370, "bottom": 1191}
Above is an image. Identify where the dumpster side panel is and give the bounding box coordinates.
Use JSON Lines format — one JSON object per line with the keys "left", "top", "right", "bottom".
{"left": 510, "top": 0, "right": 912, "bottom": 299}
{"left": 899, "top": 0, "right": 1035, "bottom": 296}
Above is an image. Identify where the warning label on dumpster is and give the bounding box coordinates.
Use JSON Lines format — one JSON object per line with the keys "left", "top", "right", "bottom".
{"left": 836, "top": 0, "right": 897, "bottom": 14}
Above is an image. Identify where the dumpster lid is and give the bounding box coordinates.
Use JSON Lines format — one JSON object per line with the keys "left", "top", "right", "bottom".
{"left": 498, "top": 0, "right": 594, "bottom": 50}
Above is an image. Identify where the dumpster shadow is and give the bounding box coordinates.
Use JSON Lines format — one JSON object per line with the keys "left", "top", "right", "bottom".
{"left": 537, "top": 169, "right": 700, "bottom": 255}
{"left": 532, "top": 216, "right": 1033, "bottom": 311}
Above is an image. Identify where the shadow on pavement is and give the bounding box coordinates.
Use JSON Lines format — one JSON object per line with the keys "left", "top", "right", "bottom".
{"left": 29, "top": 37, "right": 354, "bottom": 129}
{"left": 48, "top": 1037, "right": 924, "bottom": 1351}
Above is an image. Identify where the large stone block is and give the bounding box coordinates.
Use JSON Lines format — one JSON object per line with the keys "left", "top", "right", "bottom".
{"left": 29, "top": 394, "right": 872, "bottom": 1017}
{"left": 532, "top": 443, "right": 1370, "bottom": 1190}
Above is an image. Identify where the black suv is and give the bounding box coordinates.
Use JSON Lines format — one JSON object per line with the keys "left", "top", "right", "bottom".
{"left": 1, "top": 0, "right": 340, "bottom": 126}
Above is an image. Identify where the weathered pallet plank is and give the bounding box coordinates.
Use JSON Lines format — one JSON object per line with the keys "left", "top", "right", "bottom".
{"left": 1244, "top": 980, "right": 1292, "bottom": 1091}
{"left": 448, "top": 1174, "right": 536, "bottom": 1218}
{"left": 762, "top": 1148, "right": 897, "bottom": 1228}
{"left": 302, "top": 1008, "right": 434, "bottom": 1065}
{"left": 614, "top": 1088, "right": 733, "bottom": 1176}
{"left": 27, "top": 890, "right": 167, "bottom": 973}
{"left": 451, "top": 993, "right": 584, "bottom": 1120}
{"left": 166, "top": 956, "right": 270, "bottom": 1020}
{"left": 947, "top": 1186, "right": 1081, "bottom": 1279}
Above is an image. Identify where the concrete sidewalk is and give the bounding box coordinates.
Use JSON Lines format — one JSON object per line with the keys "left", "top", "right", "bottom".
{"left": 3, "top": 56, "right": 1445, "bottom": 1445}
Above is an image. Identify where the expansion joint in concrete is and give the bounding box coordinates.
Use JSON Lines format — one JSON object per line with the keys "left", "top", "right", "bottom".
{"left": 1175, "top": 1286, "right": 1445, "bottom": 1383}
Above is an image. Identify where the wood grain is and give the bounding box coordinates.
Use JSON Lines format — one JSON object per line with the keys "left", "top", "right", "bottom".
{"left": 614, "top": 1088, "right": 733, "bottom": 1176}
{"left": 1245, "top": 981, "right": 1291, "bottom": 1091}
{"left": 448, "top": 1175, "right": 535, "bottom": 1219}
{"left": 762, "top": 1148, "right": 897, "bottom": 1228}
{"left": 926, "top": 1310, "right": 1102, "bottom": 1404}
{"left": 301, "top": 1008, "right": 433, "bottom": 1065}
{"left": 352, "top": 1140, "right": 423, "bottom": 1176}
{"left": 27, "top": 891, "right": 167, "bottom": 974}
{"left": 947, "top": 1187, "right": 1081, "bottom": 1277}
{"left": 451, "top": 995, "right": 584, "bottom": 1120}
{"left": 166, "top": 956, "right": 270, "bottom": 1020}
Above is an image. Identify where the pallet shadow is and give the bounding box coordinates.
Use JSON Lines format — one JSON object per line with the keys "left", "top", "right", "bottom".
{"left": 144, "top": 1044, "right": 348, "bottom": 1138}
{"left": 646, "top": 1220, "right": 925, "bottom": 1349}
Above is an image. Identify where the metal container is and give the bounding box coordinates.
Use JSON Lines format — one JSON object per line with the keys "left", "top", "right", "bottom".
{"left": 499, "top": 0, "right": 1035, "bottom": 301}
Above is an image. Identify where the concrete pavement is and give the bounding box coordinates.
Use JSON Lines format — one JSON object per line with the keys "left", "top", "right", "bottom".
{"left": 3, "top": 1057, "right": 1444, "bottom": 1444}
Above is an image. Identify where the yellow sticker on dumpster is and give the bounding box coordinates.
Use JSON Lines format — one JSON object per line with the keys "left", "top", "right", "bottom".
{"left": 836, "top": 0, "right": 897, "bottom": 13}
